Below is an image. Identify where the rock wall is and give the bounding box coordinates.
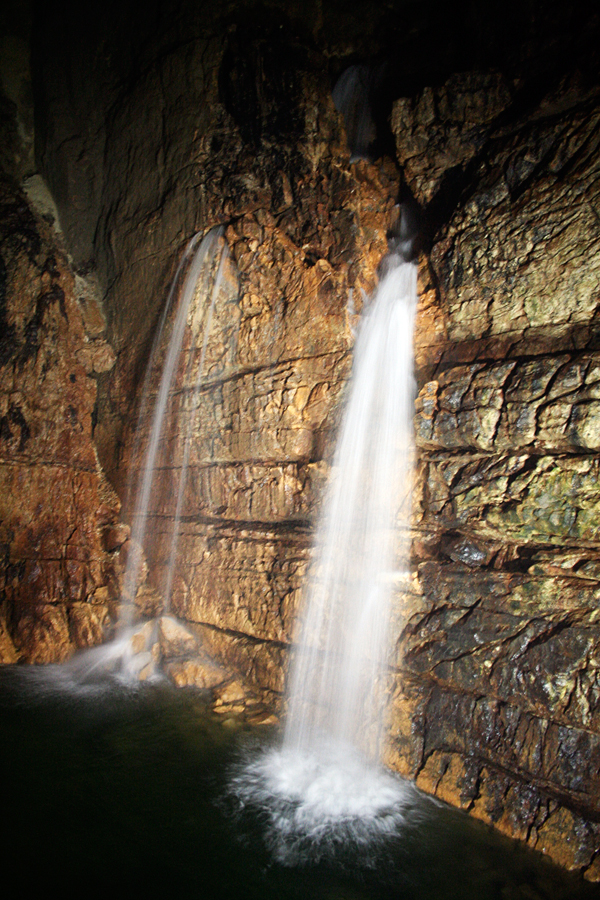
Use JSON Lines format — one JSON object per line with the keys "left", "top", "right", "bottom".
{"left": 1, "top": 0, "right": 599, "bottom": 878}
{"left": 0, "top": 173, "right": 122, "bottom": 662}
{"left": 30, "top": 0, "right": 401, "bottom": 698}
{"left": 388, "top": 67, "right": 600, "bottom": 877}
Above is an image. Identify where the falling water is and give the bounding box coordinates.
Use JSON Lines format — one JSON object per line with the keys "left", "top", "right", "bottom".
{"left": 332, "top": 64, "right": 376, "bottom": 161}
{"left": 230, "top": 240, "right": 420, "bottom": 861}
{"left": 68, "top": 227, "right": 232, "bottom": 680}
{"left": 121, "top": 226, "right": 230, "bottom": 623}
{"left": 285, "top": 255, "right": 417, "bottom": 757}
{"left": 159, "top": 235, "right": 230, "bottom": 611}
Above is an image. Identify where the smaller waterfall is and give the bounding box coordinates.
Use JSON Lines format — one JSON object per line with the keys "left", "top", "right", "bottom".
{"left": 231, "top": 243, "right": 420, "bottom": 862}
{"left": 69, "top": 227, "right": 233, "bottom": 681}
{"left": 121, "top": 227, "right": 230, "bottom": 625}
{"left": 332, "top": 65, "right": 376, "bottom": 161}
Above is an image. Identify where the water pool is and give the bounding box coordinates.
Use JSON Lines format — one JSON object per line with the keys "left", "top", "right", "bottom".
{"left": 0, "top": 667, "right": 595, "bottom": 900}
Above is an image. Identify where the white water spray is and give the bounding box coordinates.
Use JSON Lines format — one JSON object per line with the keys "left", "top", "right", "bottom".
{"left": 231, "top": 245, "right": 420, "bottom": 859}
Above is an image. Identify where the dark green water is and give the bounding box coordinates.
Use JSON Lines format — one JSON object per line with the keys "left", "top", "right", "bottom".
{"left": 0, "top": 667, "right": 596, "bottom": 899}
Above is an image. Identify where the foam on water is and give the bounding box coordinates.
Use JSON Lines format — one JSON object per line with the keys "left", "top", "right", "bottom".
{"left": 230, "top": 740, "right": 419, "bottom": 864}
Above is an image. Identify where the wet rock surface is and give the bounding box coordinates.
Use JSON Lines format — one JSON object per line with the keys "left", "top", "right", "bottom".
{"left": 389, "top": 57, "right": 600, "bottom": 878}
{"left": 114, "top": 614, "right": 279, "bottom": 722}
{"left": 391, "top": 70, "right": 513, "bottom": 206}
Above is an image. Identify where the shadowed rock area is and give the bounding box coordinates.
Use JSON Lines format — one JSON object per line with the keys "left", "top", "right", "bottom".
{"left": 1, "top": 0, "right": 600, "bottom": 879}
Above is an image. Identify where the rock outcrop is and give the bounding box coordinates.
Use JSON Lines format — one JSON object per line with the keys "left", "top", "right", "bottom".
{"left": 0, "top": 174, "right": 121, "bottom": 661}
{"left": 389, "top": 65, "right": 600, "bottom": 877}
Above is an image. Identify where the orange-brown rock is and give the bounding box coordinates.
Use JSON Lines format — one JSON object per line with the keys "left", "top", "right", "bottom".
{"left": 0, "top": 175, "right": 121, "bottom": 661}
{"left": 388, "top": 65, "right": 600, "bottom": 879}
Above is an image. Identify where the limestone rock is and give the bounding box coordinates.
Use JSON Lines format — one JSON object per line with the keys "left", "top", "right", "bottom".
{"left": 13, "top": 604, "right": 72, "bottom": 664}
{"left": 0, "top": 175, "right": 122, "bottom": 661}
{"left": 214, "top": 679, "right": 247, "bottom": 706}
{"left": 391, "top": 71, "right": 512, "bottom": 205}
{"left": 68, "top": 602, "right": 110, "bottom": 649}
{"left": 133, "top": 583, "right": 163, "bottom": 618}
{"left": 158, "top": 616, "right": 198, "bottom": 659}
{"left": 0, "top": 613, "right": 20, "bottom": 663}
{"left": 129, "top": 620, "right": 156, "bottom": 656}
{"left": 531, "top": 806, "right": 599, "bottom": 873}
{"left": 165, "top": 657, "right": 228, "bottom": 690}
{"left": 189, "top": 622, "right": 287, "bottom": 698}
{"left": 428, "top": 85, "right": 600, "bottom": 347}
{"left": 102, "top": 523, "right": 131, "bottom": 553}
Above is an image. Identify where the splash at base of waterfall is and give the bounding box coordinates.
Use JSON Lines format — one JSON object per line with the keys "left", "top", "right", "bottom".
{"left": 229, "top": 739, "right": 420, "bottom": 865}
{"left": 230, "top": 237, "right": 419, "bottom": 863}
{"left": 63, "top": 624, "right": 159, "bottom": 683}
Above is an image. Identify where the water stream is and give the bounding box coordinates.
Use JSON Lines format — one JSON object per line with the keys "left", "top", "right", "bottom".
{"left": 122, "top": 226, "right": 229, "bottom": 620}
{"left": 231, "top": 245, "right": 420, "bottom": 861}
{"left": 70, "top": 227, "right": 232, "bottom": 680}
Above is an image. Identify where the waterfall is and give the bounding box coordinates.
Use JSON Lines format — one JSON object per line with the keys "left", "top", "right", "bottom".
{"left": 68, "top": 227, "right": 232, "bottom": 681}
{"left": 284, "top": 255, "right": 417, "bottom": 758}
{"left": 230, "top": 245, "right": 420, "bottom": 862}
{"left": 332, "top": 65, "right": 376, "bottom": 161}
{"left": 121, "top": 226, "right": 230, "bottom": 625}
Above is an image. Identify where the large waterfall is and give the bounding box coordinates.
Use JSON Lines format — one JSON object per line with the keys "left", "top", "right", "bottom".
{"left": 231, "top": 243, "right": 420, "bottom": 861}
{"left": 284, "top": 256, "right": 416, "bottom": 758}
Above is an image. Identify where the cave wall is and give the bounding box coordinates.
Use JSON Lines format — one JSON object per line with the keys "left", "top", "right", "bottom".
{"left": 0, "top": 2, "right": 126, "bottom": 662}
{"left": 0, "top": 174, "right": 122, "bottom": 662}
{"left": 28, "top": 0, "right": 404, "bottom": 695}
{"left": 387, "top": 67, "right": 600, "bottom": 876}
{"left": 1, "top": 0, "right": 600, "bottom": 878}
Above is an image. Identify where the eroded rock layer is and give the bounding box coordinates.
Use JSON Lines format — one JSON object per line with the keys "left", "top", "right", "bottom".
{"left": 390, "top": 67, "right": 600, "bottom": 877}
